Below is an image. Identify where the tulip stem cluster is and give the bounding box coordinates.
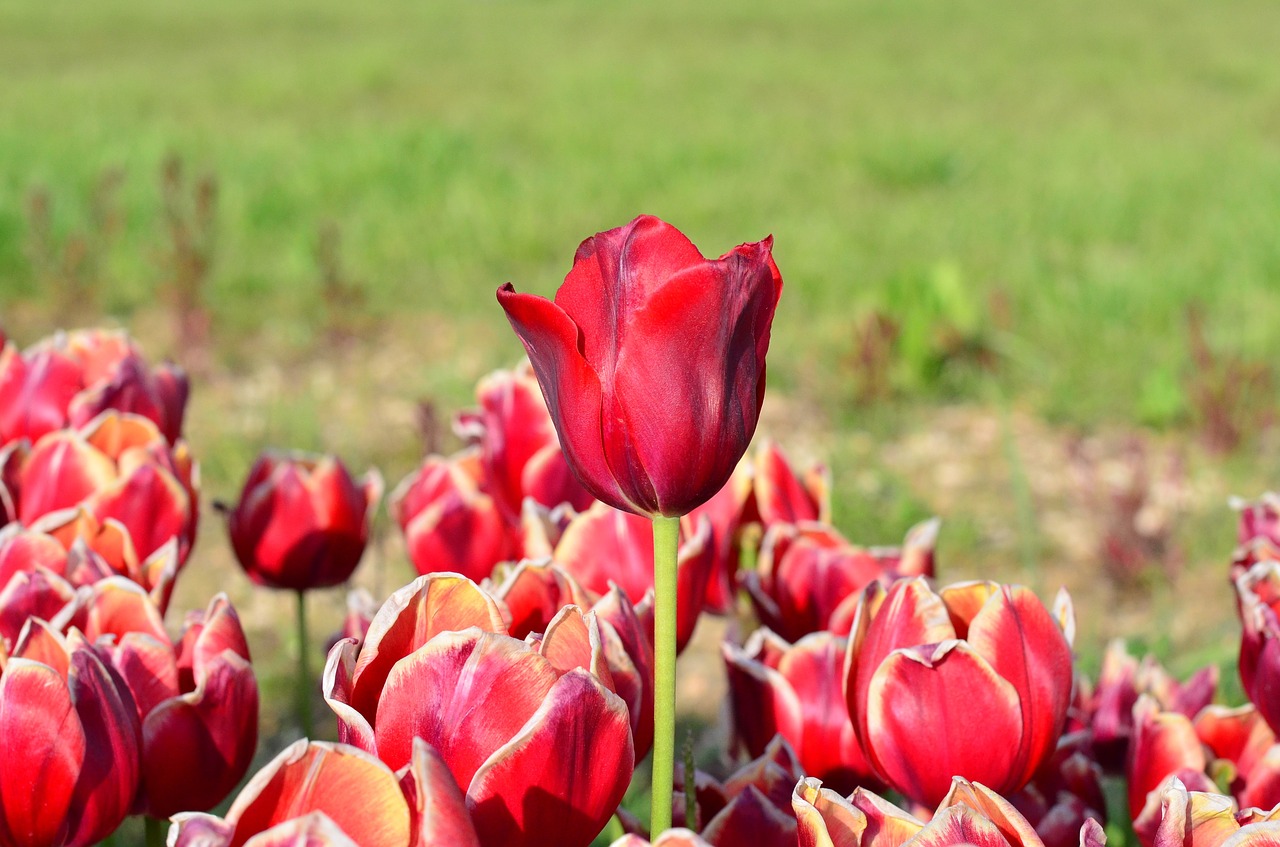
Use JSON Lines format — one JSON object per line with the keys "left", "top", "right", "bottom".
{"left": 650, "top": 514, "right": 681, "bottom": 834}
{"left": 296, "top": 589, "right": 314, "bottom": 739}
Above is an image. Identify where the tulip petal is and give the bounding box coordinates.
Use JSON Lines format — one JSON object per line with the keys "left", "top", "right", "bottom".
{"left": 241, "top": 812, "right": 361, "bottom": 847}
{"left": 1222, "top": 821, "right": 1280, "bottom": 847}
{"left": 0, "top": 658, "right": 85, "bottom": 847}
{"left": 374, "top": 630, "right": 557, "bottom": 782}
{"left": 467, "top": 668, "right": 634, "bottom": 847}
{"left": 865, "top": 642, "right": 1024, "bottom": 806}
{"left": 964, "top": 585, "right": 1074, "bottom": 787}
{"left": 910, "top": 804, "right": 1018, "bottom": 847}
{"left": 401, "top": 739, "right": 481, "bottom": 847}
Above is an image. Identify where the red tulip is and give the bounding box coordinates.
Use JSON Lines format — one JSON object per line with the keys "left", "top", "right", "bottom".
{"left": 17, "top": 411, "right": 198, "bottom": 564}
{"left": 553, "top": 501, "right": 715, "bottom": 652}
{"left": 743, "top": 518, "right": 939, "bottom": 641}
{"left": 749, "top": 441, "right": 830, "bottom": 529}
{"left": 793, "top": 775, "right": 1106, "bottom": 847}
{"left": 0, "top": 621, "right": 140, "bottom": 847}
{"left": 169, "top": 738, "right": 478, "bottom": 847}
{"left": 63, "top": 579, "right": 260, "bottom": 818}
{"left": 457, "top": 362, "right": 594, "bottom": 521}
{"left": 1233, "top": 494, "right": 1280, "bottom": 577}
{"left": 1128, "top": 695, "right": 1210, "bottom": 822}
{"left": 724, "top": 628, "right": 879, "bottom": 795}
{"left": 1193, "top": 705, "right": 1280, "bottom": 813}
{"left": 497, "top": 214, "right": 783, "bottom": 518}
{"left": 323, "top": 573, "right": 633, "bottom": 847}
{"left": 1132, "top": 776, "right": 1280, "bottom": 847}
{"left": 390, "top": 452, "right": 515, "bottom": 582}
{"left": 0, "top": 330, "right": 188, "bottom": 448}
{"left": 227, "top": 451, "right": 382, "bottom": 591}
{"left": 1236, "top": 561, "right": 1280, "bottom": 739}
{"left": 845, "top": 578, "right": 1076, "bottom": 807}
{"left": 490, "top": 559, "right": 655, "bottom": 755}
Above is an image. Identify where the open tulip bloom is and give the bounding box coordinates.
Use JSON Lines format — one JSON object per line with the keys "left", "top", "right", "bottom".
{"left": 498, "top": 214, "right": 782, "bottom": 831}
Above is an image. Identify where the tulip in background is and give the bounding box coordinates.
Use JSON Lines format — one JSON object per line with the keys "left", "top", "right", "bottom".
{"left": 224, "top": 449, "right": 381, "bottom": 737}
{"left": 499, "top": 214, "right": 783, "bottom": 832}
{"left": 845, "top": 577, "right": 1076, "bottom": 808}
{"left": 1235, "top": 560, "right": 1280, "bottom": 738}
{"left": 324, "top": 572, "right": 635, "bottom": 847}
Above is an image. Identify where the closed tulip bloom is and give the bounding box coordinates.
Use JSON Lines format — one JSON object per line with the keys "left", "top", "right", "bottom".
{"left": 228, "top": 451, "right": 382, "bottom": 591}
{"left": 1133, "top": 776, "right": 1280, "bottom": 847}
{"left": 497, "top": 214, "right": 782, "bottom": 518}
{"left": 324, "top": 573, "right": 634, "bottom": 847}
{"left": 170, "top": 738, "right": 478, "bottom": 847}
{"left": 0, "top": 621, "right": 140, "bottom": 847}
{"left": 750, "top": 441, "right": 830, "bottom": 528}
{"left": 744, "top": 519, "right": 939, "bottom": 641}
{"left": 1128, "top": 695, "right": 1210, "bottom": 823}
{"left": 1236, "top": 561, "right": 1280, "bottom": 737}
{"left": 67, "top": 579, "right": 260, "bottom": 818}
{"left": 390, "top": 452, "right": 515, "bottom": 582}
{"left": 845, "top": 578, "right": 1076, "bottom": 808}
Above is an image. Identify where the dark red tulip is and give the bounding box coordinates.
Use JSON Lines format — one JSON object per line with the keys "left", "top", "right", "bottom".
{"left": 1233, "top": 494, "right": 1280, "bottom": 577}
{"left": 743, "top": 518, "right": 939, "bottom": 641}
{"left": 0, "top": 621, "right": 140, "bottom": 847}
{"left": 723, "top": 628, "right": 879, "bottom": 795}
{"left": 497, "top": 214, "right": 783, "bottom": 518}
{"left": 227, "top": 450, "right": 381, "bottom": 591}
{"left": 390, "top": 452, "right": 515, "bottom": 582}
{"left": 65, "top": 579, "right": 260, "bottom": 818}
{"left": 749, "top": 441, "right": 829, "bottom": 528}
{"left": 169, "top": 738, "right": 477, "bottom": 847}
{"left": 1235, "top": 561, "right": 1280, "bottom": 741}
{"left": 323, "top": 573, "right": 633, "bottom": 847}
{"left": 1008, "top": 733, "right": 1107, "bottom": 847}
{"left": 846, "top": 579, "right": 1076, "bottom": 807}
{"left": 553, "top": 501, "right": 715, "bottom": 652}
{"left": 1127, "top": 695, "right": 1209, "bottom": 822}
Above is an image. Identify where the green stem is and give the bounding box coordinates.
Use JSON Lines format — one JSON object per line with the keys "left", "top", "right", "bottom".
{"left": 650, "top": 515, "right": 680, "bottom": 835}
{"left": 145, "top": 816, "right": 166, "bottom": 847}
{"left": 296, "top": 590, "right": 314, "bottom": 739}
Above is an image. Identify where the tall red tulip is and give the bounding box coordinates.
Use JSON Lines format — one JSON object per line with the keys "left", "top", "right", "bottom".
{"left": 496, "top": 214, "right": 781, "bottom": 518}
{"left": 845, "top": 578, "right": 1076, "bottom": 808}
{"left": 227, "top": 450, "right": 382, "bottom": 591}
{"left": 0, "top": 621, "right": 140, "bottom": 847}
{"left": 498, "top": 214, "right": 782, "bottom": 833}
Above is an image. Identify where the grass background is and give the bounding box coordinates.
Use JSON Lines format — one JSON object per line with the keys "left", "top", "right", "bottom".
{"left": 3, "top": 0, "right": 1280, "bottom": 833}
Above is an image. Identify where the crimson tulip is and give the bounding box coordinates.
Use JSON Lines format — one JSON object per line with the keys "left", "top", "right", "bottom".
{"left": 390, "top": 452, "right": 515, "bottom": 582}
{"left": 794, "top": 774, "right": 1108, "bottom": 847}
{"left": 0, "top": 620, "right": 140, "bottom": 847}
{"left": 1195, "top": 705, "right": 1280, "bottom": 812}
{"left": 227, "top": 450, "right": 382, "bottom": 591}
{"left": 1236, "top": 561, "right": 1280, "bottom": 737}
{"left": 845, "top": 578, "right": 1076, "bottom": 808}
{"left": 497, "top": 214, "right": 781, "bottom": 518}
{"left": 553, "top": 501, "right": 715, "bottom": 652}
{"left": 743, "top": 518, "right": 939, "bottom": 641}
{"left": 324, "top": 572, "right": 634, "bottom": 847}
{"left": 1233, "top": 494, "right": 1280, "bottom": 576}
{"left": 62, "top": 578, "right": 259, "bottom": 819}
{"left": 724, "top": 628, "right": 879, "bottom": 795}
{"left": 1128, "top": 695, "right": 1210, "bottom": 822}
{"left": 490, "top": 559, "right": 655, "bottom": 756}
{"left": 750, "top": 440, "right": 830, "bottom": 528}
{"left": 169, "top": 738, "right": 479, "bottom": 847}
{"left": 17, "top": 411, "right": 198, "bottom": 564}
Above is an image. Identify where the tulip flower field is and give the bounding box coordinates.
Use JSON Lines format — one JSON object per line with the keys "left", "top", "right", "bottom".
{"left": 1, "top": 213, "right": 1279, "bottom": 847}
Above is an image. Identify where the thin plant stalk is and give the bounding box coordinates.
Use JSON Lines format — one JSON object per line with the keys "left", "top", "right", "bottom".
{"left": 145, "top": 816, "right": 166, "bottom": 847}
{"left": 296, "top": 589, "right": 314, "bottom": 739}
{"left": 650, "top": 515, "right": 680, "bottom": 833}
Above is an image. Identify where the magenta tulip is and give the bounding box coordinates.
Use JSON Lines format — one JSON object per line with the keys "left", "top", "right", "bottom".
{"left": 497, "top": 214, "right": 782, "bottom": 518}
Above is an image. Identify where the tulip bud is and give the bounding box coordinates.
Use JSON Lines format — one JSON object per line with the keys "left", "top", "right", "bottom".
{"left": 227, "top": 450, "right": 382, "bottom": 591}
